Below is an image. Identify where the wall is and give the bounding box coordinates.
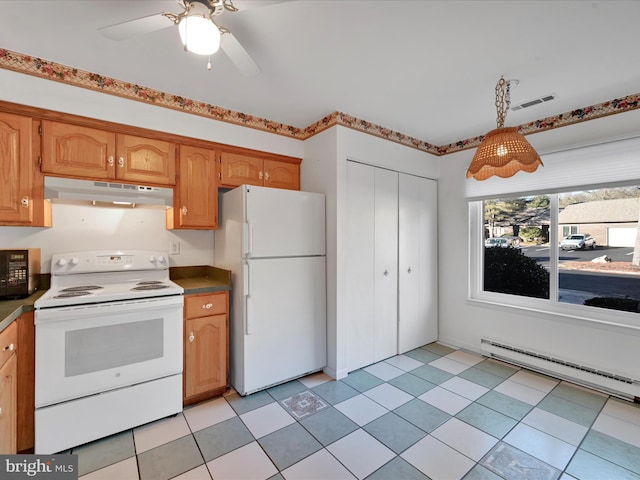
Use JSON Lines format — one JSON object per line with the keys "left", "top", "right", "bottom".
{"left": 304, "top": 125, "right": 439, "bottom": 379}
{"left": 0, "top": 68, "right": 303, "bottom": 270}
{"left": 437, "top": 109, "right": 640, "bottom": 382}
{"left": 0, "top": 204, "right": 212, "bottom": 272}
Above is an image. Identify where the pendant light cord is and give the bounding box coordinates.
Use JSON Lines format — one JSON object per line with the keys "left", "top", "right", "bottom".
{"left": 495, "top": 76, "right": 511, "bottom": 128}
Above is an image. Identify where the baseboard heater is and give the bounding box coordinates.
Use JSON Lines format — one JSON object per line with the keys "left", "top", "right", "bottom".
{"left": 481, "top": 338, "right": 640, "bottom": 403}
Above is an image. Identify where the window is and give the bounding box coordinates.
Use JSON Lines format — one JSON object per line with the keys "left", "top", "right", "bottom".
{"left": 472, "top": 186, "right": 640, "bottom": 316}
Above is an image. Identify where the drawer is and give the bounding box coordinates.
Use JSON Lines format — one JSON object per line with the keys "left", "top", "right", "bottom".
{"left": 0, "top": 321, "right": 17, "bottom": 369}
{"left": 185, "top": 292, "right": 227, "bottom": 318}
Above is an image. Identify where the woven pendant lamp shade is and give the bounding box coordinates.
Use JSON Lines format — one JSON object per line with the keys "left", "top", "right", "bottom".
{"left": 466, "top": 76, "right": 544, "bottom": 180}
{"left": 466, "top": 127, "right": 543, "bottom": 180}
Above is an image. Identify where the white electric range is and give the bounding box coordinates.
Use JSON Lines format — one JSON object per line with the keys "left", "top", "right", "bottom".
{"left": 34, "top": 251, "right": 184, "bottom": 454}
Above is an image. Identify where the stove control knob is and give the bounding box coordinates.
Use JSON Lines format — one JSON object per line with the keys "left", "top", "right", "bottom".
{"left": 70, "top": 257, "right": 79, "bottom": 266}
{"left": 149, "top": 256, "right": 156, "bottom": 263}
{"left": 157, "top": 255, "right": 166, "bottom": 264}
{"left": 57, "top": 258, "right": 67, "bottom": 267}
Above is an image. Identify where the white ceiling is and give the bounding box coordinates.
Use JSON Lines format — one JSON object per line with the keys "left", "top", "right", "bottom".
{"left": 2, "top": 0, "right": 640, "bottom": 147}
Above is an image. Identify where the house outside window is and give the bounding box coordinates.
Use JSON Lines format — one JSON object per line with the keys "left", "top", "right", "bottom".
{"left": 562, "top": 225, "right": 578, "bottom": 237}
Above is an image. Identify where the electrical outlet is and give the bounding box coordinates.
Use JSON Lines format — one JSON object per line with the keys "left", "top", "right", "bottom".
{"left": 170, "top": 241, "right": 180, "bottom": 255}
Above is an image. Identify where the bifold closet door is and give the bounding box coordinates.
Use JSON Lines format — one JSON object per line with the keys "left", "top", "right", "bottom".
{"left": 346, "top": 162, "right": 398, "bottom": 372}
{"left": 373, "top": 167, "right": 398, "bottom": 362}
{"left": 398, "top": 174, "right": 438, "bottom": 353}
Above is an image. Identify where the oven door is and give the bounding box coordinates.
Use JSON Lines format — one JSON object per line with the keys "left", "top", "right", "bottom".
{"left": 35, "top": 295, "right": 183, "bottom": 407}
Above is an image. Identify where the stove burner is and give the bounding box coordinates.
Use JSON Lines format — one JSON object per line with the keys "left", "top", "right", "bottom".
{"left": 60, "top": 286, "right": 104, "bottom": 292}
{"left": 136, "top": 281, "right": 164, "bottom": 285}
{"left": 131, "top": 284, "right": 170, "bottom": 291}
{"left": 54, "top": 291, "right": 93, "bottom": 298}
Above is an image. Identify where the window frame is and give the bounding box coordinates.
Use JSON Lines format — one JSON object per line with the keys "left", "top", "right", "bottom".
{"left": 468, "top": 194, "right": 639, "bottom": 330}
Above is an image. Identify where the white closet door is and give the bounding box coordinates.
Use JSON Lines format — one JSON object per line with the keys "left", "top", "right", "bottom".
{"left": 373, "top": 167, "right": 398, "bottom": 362}
{"left": 346, "top": 162, "right": 376, "bottom": 371}
{"left": 398, "top": 174, "right": 438, "bottom": 352}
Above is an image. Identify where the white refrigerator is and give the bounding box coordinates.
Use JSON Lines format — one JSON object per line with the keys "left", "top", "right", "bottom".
{"left": 215, "top": 185, "right": 327, "bottom": 395}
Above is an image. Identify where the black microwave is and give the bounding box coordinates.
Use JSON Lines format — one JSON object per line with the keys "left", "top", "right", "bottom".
{"left": 0, "top": 249, "right": 41, "bottom": 299}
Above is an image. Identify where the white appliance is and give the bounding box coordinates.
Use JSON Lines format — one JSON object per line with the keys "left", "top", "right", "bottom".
{"left": 33, "top": 251, "right": 184, "bottom": 454}
{"left": 215, "top": 185, "right": 326, "bottom": 396}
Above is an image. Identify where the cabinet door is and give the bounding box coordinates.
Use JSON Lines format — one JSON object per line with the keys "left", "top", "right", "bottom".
{"left": 0, "top": 113, "right": 34, "bottom": 224}
{"left": 398, "top": 174, "right": 437, "bottom": 353}
{"left": 0, "top": 354, "right": 17, "bottom": 454}
{"left": 116, "top": 134, "right": 176, "bottom": 185}
{"left": 184, "top": 315, "right": 227, "bottom": 399}
{"left": 219, "top": 152, "right": 263, "bottom": 188}
{"left": 170, "top": 145, "right": 217, "bottom": 229}
{"left": 41, "top": 121, "right": 116, "bottom": 179}
{"left": 16, "top": 312, "right": 34, "bottom": 453}
{"left": 263, "top": 159, "right": 300, "bottom": 190}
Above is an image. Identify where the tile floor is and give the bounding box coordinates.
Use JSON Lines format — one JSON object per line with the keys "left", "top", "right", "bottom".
{"left": 71, "top": 343, "right": 640, "bottom": 480}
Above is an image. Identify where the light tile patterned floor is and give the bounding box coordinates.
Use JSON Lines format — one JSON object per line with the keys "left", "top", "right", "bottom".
{"left": 71, "top": 343, "right": 640, "bottom": 480}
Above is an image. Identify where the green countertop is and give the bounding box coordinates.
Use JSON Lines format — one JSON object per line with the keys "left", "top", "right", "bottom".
{"left": 0, "top": 266, "right": 231, "bottom": 332}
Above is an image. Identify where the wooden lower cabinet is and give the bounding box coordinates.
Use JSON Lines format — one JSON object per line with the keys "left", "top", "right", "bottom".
{"left": 16, "top": 312, "right": 34, "bottom": 453}
{"left": 183, "top": 292, "right": 229, "bottom": 405}
{"left": 0, "top": 321, "right": 18, "bottom": 454}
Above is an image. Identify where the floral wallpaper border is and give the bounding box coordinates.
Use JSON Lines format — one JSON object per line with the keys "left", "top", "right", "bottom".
{"left": 1, "top": 48, "right": 639, "bottom": 156}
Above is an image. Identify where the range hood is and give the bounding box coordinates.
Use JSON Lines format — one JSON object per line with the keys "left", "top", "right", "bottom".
{"left": 44, "top": 177, "right": 173, "bottom": 207}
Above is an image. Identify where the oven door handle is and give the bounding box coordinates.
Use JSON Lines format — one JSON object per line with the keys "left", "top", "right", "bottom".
{"left": 243, "top": 261, "right": 252, "bottom": 335}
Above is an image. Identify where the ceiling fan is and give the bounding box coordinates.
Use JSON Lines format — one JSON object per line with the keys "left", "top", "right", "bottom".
{"left": 99, "top": 0, "right": 273, "bottom": 77}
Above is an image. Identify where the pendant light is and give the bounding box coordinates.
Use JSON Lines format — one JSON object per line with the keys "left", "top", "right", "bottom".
{"left": 466, "top": 76, "right": 543, "bottom": 180}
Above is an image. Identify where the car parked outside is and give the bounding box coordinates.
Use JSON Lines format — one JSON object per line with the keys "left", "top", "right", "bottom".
{"left": 485, "top": 236, "right": 520, "bottom": 248}
{"left": 560, "top": 233, "right": 596, "bottom": 250}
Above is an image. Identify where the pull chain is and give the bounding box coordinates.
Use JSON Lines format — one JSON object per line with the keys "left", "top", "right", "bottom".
{"left": 494, "top": 76, "right": 512, "bottom": 128}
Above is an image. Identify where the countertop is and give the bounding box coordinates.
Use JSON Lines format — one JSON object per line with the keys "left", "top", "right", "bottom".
{"left": 0, "top": 266, "right": 231, "bottom": 333}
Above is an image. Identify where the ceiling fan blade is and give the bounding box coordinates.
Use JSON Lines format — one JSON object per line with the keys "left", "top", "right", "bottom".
{"left": 220, "top": 32, "right": 262, "bottom": 77}
{"left": 99, "top": 13, "right": 171, "bottom": 41}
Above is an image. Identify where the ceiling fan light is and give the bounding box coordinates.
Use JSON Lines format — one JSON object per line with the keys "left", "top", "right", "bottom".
{"left": 178, "top": 14, "right": 220, "bottom": 56}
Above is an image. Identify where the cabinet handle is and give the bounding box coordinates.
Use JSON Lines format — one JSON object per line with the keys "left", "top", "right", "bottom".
{"left": 20, "top": 197, "right": 29, "bottom": 208}
{"left": 108, "top": 156, "right": 114, "bottom": 166}
{"left": 259, "top": 171, "right": 264, "bottom": 180}
{"left": 2, "top": 343, "right": 14, "bottom": 352}
{"left": 383, "top": 269, "right": 389, "bottom": 276}
{"left": 118, "top": 157, "right": 125, "bottom": 167}
{"left": 201, "top": 303, "right": 213, "bottom": 309}
{"left": 181, "top": 206, "right": 188, "bottom": 216}
{"left": 188, "top": 332, "right": 195, "bottom": 343}
{"left": 0, "top": 407, "right": 2, "bottom": 415}
{"left": 264, "top": 172, "right": 270, "bottom": 181}
{"left": 407, "top": 267, "right": 412, "bottom": 274}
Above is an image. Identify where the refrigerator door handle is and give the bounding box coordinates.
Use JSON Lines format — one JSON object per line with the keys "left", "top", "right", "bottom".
{"left": 242, "top": 223, "right": 250, "bottom": 257}
{"left": 243, "top": 262, "right": 252, "bottom": 335}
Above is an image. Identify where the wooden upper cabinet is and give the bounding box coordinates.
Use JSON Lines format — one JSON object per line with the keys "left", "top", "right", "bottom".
{"left": 115, "top": 134, "right": 176, "bottom": 185}
{"left": 219, "top": 151, "right": 301, "bottom": 190}
{"left": 264, "top": 159, "right": 300, "bottom": 190}
{"left": 167, "top": 145, "right": 217, "bottom": 230}
{"left": 219, "top": 152, "right": 263, "bottom": 187}
{"left": 41, "top": 121, "right": 116, "bottom": 179}
{"left": 41, "top": 122, "right": 176, "bottom": 185}
{"left": 0, "top": 113, "right": 49, "bottom": 227}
